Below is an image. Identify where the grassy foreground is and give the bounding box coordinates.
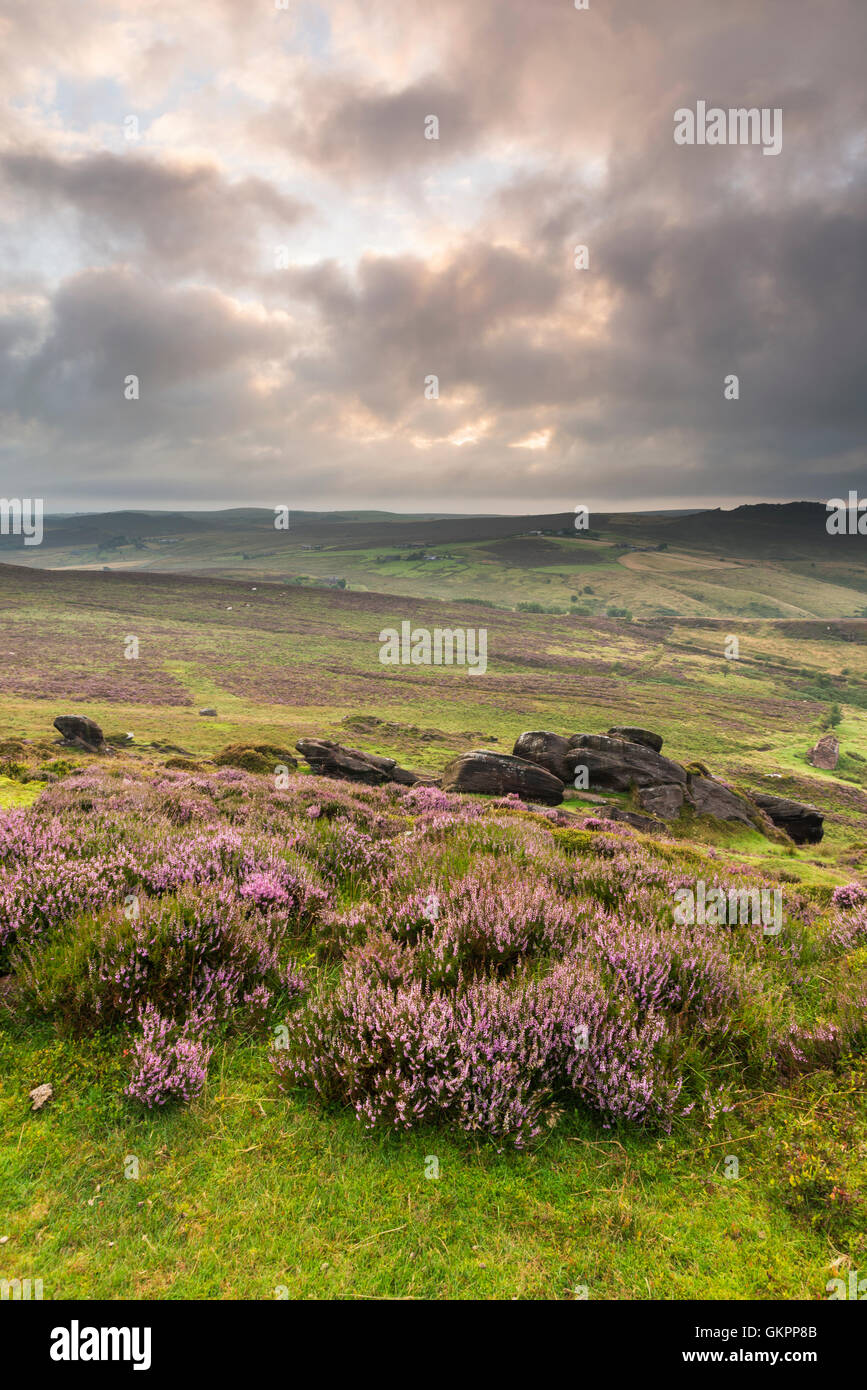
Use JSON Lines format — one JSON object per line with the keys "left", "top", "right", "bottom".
{"left": 1, "top": 1026, "right": 863, "bottom": 1300}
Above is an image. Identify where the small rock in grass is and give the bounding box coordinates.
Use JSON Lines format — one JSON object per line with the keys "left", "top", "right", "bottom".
{"left": 29, "top": 1083, "right": 53, "bottom": 1111}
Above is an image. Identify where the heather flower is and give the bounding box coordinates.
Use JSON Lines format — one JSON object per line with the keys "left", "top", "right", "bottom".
{"left": 832, "top": 882, "right": 867, "bottom": 910}
{"left": 239, "top": 869, "right": 289, "bottom": 907}
{"left": 126, "top": 1003, "right": 212, "bottom": 1107}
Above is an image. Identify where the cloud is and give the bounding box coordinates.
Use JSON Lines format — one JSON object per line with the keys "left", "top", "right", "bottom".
{"left": 0, "top": 0, "right": 865, "bottom": 509}
{"left": 0, "top": 149, "right": 310, "bottom": 279}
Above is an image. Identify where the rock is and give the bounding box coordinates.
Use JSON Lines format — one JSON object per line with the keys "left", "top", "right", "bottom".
{"left": 53, "top": 714, "right": 104, "bottom": 751}
{"left": 382, "top": 764, "right": 419, "bottom": 787}
{"left": 347, "top": 749, "right": 396, "bottom": 773}
{"left": 606, "top": 808, "right": 667, "bottom": 834}
{"left": 807, "top": 734, "right": 839, "bottom": 770}
{"left": 296, "top": 739, "right": 422, "bottom": 787}
{"left": 199, "top": 708, "right": 218, "bottom": 717}
{"left": 440, "top": 751, "right": 564, "bottom": 805}
{"left": 565, "top": 734, "right": 687, "bottom": 792}
{"left": 512, "top": 731, "right": 573, "bottom": 781}
{"left": 297, "top": 739, "right": 389, "bottom": 785}
{"left": 607, "top": 726, "right": 664, "bottom": 752}
{"left": 686, "top": 775, "right": 754, "bottom": 826}
{"left": 638, "top": 784, "right": 685, "bottom": 819}
{"left": 29, "top": 1083, "right": 53, "bottom": 1111}
{"left": 750, "top": 792, "right": 824, "bottom": 844}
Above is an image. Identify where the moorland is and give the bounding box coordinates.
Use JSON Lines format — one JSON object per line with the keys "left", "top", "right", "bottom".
{"left": 0, "top": 502, "right": 865, "bottom": 1300}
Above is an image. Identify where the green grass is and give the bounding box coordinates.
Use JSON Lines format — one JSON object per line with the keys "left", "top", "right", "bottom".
{"left": 0, "top": 775, "right": 41, "bottom": 808}
{"left": 1, "top": 1023, "right": 862, "bottom": 1300}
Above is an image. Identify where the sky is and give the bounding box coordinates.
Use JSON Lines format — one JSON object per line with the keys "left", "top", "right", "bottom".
{"left": 0, "top": 0, "right": 864, "bottom": 514}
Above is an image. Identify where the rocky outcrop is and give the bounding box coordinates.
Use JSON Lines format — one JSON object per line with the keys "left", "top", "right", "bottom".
{"left": 607, "top": 726, "right": 664, "bottom": 752}
{"left": 511, "top": 724, "right": 825, "bottom": 844}
{"left": 637, "top": 784, "right": 685, "bottom": 819}
{"left": 297, "top": 739, "right": 393, "bottom": 785}
{"left": 638, "top": 777, "right": 755, "bottom": 827}
{"left": 565, "top": 734, "right": 687, "bottom": 792}
{"left": 295, "top": 738, "right": 429, "bottom": 787}
{"left": 685, "top": 775, "right": 755, "bottom": 826}
{"left": 807, "top": 734, "right": 839, "bottom": 770}
{"left": 440, "top": 751, "right": 564, "bottom": 805}
{"left": 53, "top": 714, "right": 105, "bottom": 752}
{"left": 606, "top": 807, "right": 667, "bottom": 834}
{"left": 512, "top": 731, "right": 573, "bottom": 781}
{"left": 750, "top": 793, "right": 824, "bottom": 845}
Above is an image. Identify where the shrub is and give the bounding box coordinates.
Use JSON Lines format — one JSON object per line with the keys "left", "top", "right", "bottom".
{"left": 126, "top": 1004, "right": 213, "bottom": 1108}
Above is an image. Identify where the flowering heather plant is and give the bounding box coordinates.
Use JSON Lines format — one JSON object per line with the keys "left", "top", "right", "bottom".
{"left": 6, "top": 762, "right": 866, "bottom": 1141}
{"left": 826, "top": 904, "right": 867, "bottom": 955}
{"left": 0, "top": 848, "right": 131, "bottom": 951}
{"left": 579, "top": 902, "right": 743, "bottom": 1027}
{"left": 773, "top": 1020, "right": 843, "bottom": 1077}
{"left": 272, "top": 955, "right": 682, "bottom": 1145}
{"left": 14, "top": 879, "right": 309, "bottom": 1039}
{"left": 832, "top": 882, "right": 867, "bottom": 910}
{"left": 126, "top": 1003, "right": 212, "bottom": 1108}
{"left": 381, "top": 871, "right": 580, "bottom": 987}
{"left": 491, "top": 792, "right": 528, "bottom": 812}
{"left": 312, "top": 819, "right": 391, "bottom": 889}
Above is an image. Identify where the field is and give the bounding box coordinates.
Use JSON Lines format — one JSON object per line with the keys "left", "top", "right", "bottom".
{"left": 8, "top": 501, "right": 867, "bottom": 621}
{"left": 1, "top": 513, "right": 866, "bottom": 1302}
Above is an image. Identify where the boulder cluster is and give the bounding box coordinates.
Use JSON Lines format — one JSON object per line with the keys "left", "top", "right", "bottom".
{"left": 442, "top": 727, "right": 824, "bottom": 844}
{"left": 49, "top": 714, "right": 825, "bottom": 845}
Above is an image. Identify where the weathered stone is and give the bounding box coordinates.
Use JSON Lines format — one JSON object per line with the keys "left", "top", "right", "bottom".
{"left": 807, "top": 734, "right": 839, "bottom": 770}
{"left": 296, "top": 739, "right": 391, "bottom": 785}
{"left": 606, "top": 807, "right": 667, "bottom": 834}
{"left": 686, "top": 775, "right": 754, "bottom": 825}
{"left": 512, "top": 731, "right": 573, "bottom": 780}
{"left": 296, "top": 738, "right": 423, "bottom": 787}
{"left": 750, "top": 792, "right": 824, "bottom": 844}
{"left": 565, "top": 734, "right": 687, "bottom": 791}
{"left": 440, "top": 751, "right": 564, "bottom": 805}
{"left": 53, "top": 714, "right": 104, "bottom": 751}
{"left": 199, "top": 707, "right": 218, "bottom": 717}
{"left": 607, "top": 726, "right": 664, "bottom": 752}
{"left": 29, "top": 1083, "right": 53, "bottom": 1111}
{"left": 638, "top": 783, "right": 685, "bottom": 819}
{"left": 347, "top": 749, "right": 396, "bottom": 772}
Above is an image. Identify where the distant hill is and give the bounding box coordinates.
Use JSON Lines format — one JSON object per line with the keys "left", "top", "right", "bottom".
{"left": 2, "top": 501, "right": 865, "bottom": 620}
